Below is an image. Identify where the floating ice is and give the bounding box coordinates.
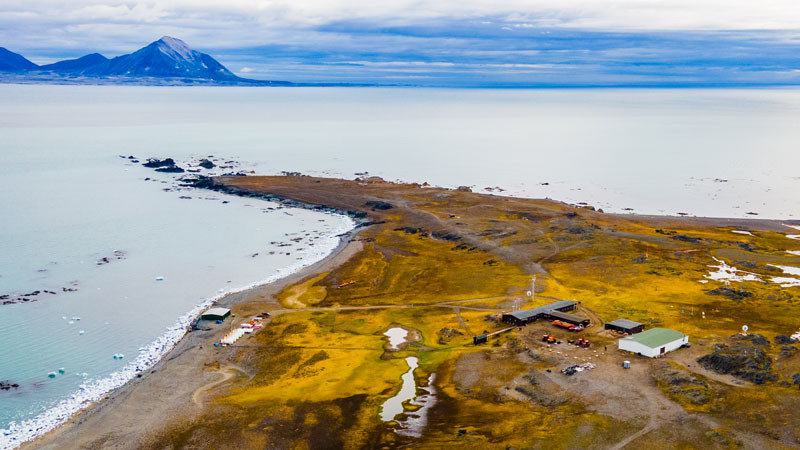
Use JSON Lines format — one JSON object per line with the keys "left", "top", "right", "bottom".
{"left": 154, "top": 276, "right": 164, "bottom": 281}
{"left": 0, "top": 212, "right": 355, "bottom": 450}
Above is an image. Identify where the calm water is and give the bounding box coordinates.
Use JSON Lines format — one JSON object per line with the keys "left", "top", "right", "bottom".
{"left": 2, "top": 85, "right": 800, "bottom": 448}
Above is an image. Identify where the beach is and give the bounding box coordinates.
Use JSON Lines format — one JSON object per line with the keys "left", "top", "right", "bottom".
{"left": 22, "top": 225, "right": 364, "bottom": 449}
{"left": 18, "top": 174, "right": 800, "bottom": 449}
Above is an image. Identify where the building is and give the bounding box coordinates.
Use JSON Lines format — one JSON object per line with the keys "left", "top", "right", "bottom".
{"left": 544, "top": 310, "right": 590, "bottom": 327}
{"left": 605, "top": 319, "right": 645, "bottom": 334}
{"left": 501, "top": 300, "right": 578, "bottom": 326}
{"left": 473, "top": 334, "right": 488, "bottom": 345}
{"left": 618, "top": 328, "right": 688, "bottom": 357}
{"left": 201, "top": 307, "right": 231, "bottom": 321}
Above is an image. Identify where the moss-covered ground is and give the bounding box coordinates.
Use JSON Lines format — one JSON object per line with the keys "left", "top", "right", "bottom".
{"left": 145, "top": 176, "right": 800, "bottom": 449}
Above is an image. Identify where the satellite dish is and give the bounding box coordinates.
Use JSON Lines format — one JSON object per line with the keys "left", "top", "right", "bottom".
{"left": 526, "top": 290, "right": 532, "bottom": 297}
{"left": 742, "top": 325, "right": 749, "bottom": 335}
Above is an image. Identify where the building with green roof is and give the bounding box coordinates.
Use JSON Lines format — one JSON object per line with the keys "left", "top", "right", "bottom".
{"left": 617, "top": 327, "right": 688, "bottom": 357}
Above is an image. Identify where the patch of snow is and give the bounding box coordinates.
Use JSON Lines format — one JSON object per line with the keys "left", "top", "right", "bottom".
{"left": 384, "top": 327, "right": 408, "bottom": 350}
{"left": 704, "top": 257, "right": 760, "bottom": 283}
{"left": 769, "top": 265, "right": 800, "bottom": 277}
{"left": 731, "top": 230, "right": 754, "bottom": 236}
{"left": 783, "top": 224, "right": 800, "bottom": 240}
{"left": 787, "top": 251, "right": 800, "bottom": 256}
{"left": 771, "top": 277, "right": 800, "bottom": 287}
{"left": 767, "top": 265, "right": 800, "bottom": 287}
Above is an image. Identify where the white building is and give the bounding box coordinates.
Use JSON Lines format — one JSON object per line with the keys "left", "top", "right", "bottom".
{"left": 618, "top": 327, "right": 688, "bottom": 358}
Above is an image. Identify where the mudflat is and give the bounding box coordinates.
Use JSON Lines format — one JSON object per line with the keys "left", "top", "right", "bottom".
{"left": 26, "top": 175, "right": 800, "bottom": 449}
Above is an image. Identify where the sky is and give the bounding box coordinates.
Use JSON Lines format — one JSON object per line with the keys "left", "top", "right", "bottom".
{"left": 3, "top": 0, "right": 800, "bottom": 86}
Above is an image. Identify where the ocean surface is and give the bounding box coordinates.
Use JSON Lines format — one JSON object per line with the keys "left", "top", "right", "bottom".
{"left": 2, "top": 85, "right": 800, "bottom": 447}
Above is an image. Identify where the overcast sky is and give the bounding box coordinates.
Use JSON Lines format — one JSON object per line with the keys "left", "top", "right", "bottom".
{"left": 4, "top": 0, "right": 800, "bottom": 86}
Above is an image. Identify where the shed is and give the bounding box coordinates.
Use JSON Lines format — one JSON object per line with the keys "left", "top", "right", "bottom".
{"left": 618, "top": 328, "right": 688, "bottom": 357}
{"left": 501, "top": 300, "right": 577, "bottom": 326}
{"left": 201, "top": 307, "right": 231, "bottom": 321}
{"left": 473, "top": 334, "right": 488, "bottom": 345}
{"left": 544, "top": 310, "right": 590, "bottom": 326}
{"left": 605, "top": 319, "right": 644, "bottom": 334}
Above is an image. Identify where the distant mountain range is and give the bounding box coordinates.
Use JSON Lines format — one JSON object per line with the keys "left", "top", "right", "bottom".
{"left": 0, "top": 36, "right": 293, "bottom": 86}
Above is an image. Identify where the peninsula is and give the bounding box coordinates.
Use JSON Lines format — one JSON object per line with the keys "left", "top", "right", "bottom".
{"left": 26, "top": 175, "right": 800, "bottom": 449}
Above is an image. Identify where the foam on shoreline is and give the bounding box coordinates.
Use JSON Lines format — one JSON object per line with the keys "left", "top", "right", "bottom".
{"left": 0, "top": 213, "right": 355, "bottom": 450}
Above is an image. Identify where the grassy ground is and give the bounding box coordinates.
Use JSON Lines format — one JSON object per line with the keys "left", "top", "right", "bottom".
{"left": 145, "top": 176, "right": 800, "bottom": 449}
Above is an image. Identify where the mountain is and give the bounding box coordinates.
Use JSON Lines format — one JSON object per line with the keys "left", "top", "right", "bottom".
{"left": 39, "top": 53, "right": 108, "bottom": 72}
{"left": 81, "top": 36, "right": 240, "bottom": 81}
{"left": 0, "top": 37, "right": 314, "bottom": 85}
{"left": 0, "top": 47, "right": 39, "bottom": 72}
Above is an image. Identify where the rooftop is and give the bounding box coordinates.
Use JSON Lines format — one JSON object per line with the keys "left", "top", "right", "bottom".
{"left": 203, "top": 307, "right": 230, "bottom": 316}
{"left": 504, "top": 300, "right": 576, "bottom": 320}
{"left": 621, "top": 328, "right": 685, "bottom": 348}
{"left": 607, "top": 318, "right": 642, "bottom": 329}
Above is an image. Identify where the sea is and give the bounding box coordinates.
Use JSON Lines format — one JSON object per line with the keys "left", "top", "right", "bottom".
{"left": 2, "top": 85, "right": 800, "bottom": 448}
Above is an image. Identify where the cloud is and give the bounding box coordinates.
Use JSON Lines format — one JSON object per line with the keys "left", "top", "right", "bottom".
{"left": 3, "top": 1, "right": 800, "bottom": 86}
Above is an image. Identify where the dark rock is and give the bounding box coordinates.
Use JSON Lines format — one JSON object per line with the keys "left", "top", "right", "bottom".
{"left": 775, "top": 335, "right": 795, "bottom": 345}
{"left": 738, "top": 243, "right": 756, "bottom": 252}
{"left": 0, "top": 380, "right": 20, "bottom": 391}
{"left": 707, "top": 287, "right": 753, "bottom": 301}
{"left": 364, "top": 200, "right": 392, "bottom": 211}
{"left": 142, "top": 157, "right": 176, "bottom": 168}
{"left": 456, "top": 186, "right": 472, "bottom": 192}
{"left": 394, "top": 227, "right": 423, "bottom": 234}
{"left": 431, "top": 231, "right": 461, "bottom": 242}
{"left": 672, "top": 235, "right": 702, "bottom": 243}
{"left": 698, "top": 340, "right": 778, "bottom": 384}
{"left": 631, "top": 255, "right": 647, "bottom": 264}
{"left": 655, "top": 229, "right": 677, "bottom": 236}
{"left": 735, "top": 261, "right": 758, "bottom": 270}
{"left": 733, "top": 333, "right": 770, "bottom": 348}
{"left": 198, "top": 159, "right": 215, "bottom": 169}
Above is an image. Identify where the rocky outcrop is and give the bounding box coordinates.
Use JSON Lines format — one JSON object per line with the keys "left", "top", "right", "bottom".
{"left": 0, "top": 380, "right": 20, "bottom": 391}
{"left": 697, "top": 337, "right": 778, "bottom": 385}
{"left": 142, "top": 158, "right": 177, "bottom": 168}
{"left": 706, "top": 287, "right": 753, "bottom": 301}
{"left": 365, "top": 200, "right": 392, "bottom": 211}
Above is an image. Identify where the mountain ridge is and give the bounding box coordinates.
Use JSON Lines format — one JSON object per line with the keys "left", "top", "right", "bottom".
{"left": 0, "top": 36, "right": 293, "bottom": 86}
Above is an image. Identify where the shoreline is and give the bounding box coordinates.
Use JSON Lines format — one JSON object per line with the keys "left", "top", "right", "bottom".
{"left": 14, "top": 174, "right": 800, "bottom": 449}
{"left": 7, "top": 209, "right": 358, "bottom": 450}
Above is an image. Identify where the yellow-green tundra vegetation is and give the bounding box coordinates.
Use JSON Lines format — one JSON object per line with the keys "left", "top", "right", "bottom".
{"left": 146, "top": 176, "right": 800, "bottom": 449}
